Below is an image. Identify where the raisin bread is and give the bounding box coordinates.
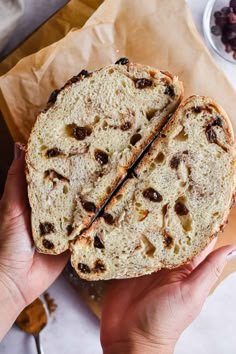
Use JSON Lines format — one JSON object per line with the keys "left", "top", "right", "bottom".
{"left": 26, "top": 59, "right": 183, "bottom": 254}
{"left": 71, "top": 96, "right": 236, "bottom": 280}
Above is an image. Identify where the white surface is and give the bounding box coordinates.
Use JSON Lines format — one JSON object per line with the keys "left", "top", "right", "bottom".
{"left": 1, "top": 0, "right": 236, "bottom": 353}
{"left": 1, "top": 275, "right": 102, "bottom": 354}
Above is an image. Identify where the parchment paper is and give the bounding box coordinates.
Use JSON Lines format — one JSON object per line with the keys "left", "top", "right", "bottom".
{"left": 0, "top": 0, "right": 235, "bottom": 313}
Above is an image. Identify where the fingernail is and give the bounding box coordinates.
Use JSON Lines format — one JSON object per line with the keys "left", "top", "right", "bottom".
{"left": 226, "top": 250, "right": 236, "bottom": 262}
{"left": 14, "top": 143, "right": 21, "bottom": 160}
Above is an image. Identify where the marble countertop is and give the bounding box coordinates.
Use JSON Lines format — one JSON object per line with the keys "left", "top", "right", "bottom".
{"left": 1, "top": 1, "right": 236, "bottom": 353}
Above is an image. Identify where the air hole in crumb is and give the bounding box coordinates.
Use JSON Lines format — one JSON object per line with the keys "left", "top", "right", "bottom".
{"left": 174, "top": 127, "right": 188, "bottom": 141}
{"left": 44, "top": 170, "right": 69, "bottom": 183}
{"left": 102, "top": 121, "right": 108, "bottom": 129}
{"left": 180, "top": 181, "right": 187, "bottom": 188}
{"left": 141, "top": 235, "right": 156, "bottom": 258}
{"left": 65, "top": 124, "right": 76, "bottom": 136}
{"left": 134, "top": 244, "right": 142, "bottom": 251}
{"left": 63, "top": 185, "right": 69, "bottom": 194}
{"left": 137, "top": 209, "right": 149, "bottom": 221}
{"left": 186, "top": 236, "right": 191, "bottom": 245}
{"left": 106, "top": 186, "right": 112, "bottom": 194}
{"left": 109, "top": 68, "right": 114, "bottom": 74}
{"left": 130, "top": 133, "right": 142, "bottom": 146}
{"left": 146, "top": 108, "right": 157, "bottom": 121}
{"left": 93, "top": 116, "right": 100, "bottom": 124}
{"left": 174, "top": 244, "right": 180, "bottom": 254}
{"left": 122, "top": 80, "right": 126, "bottom": 88}
{"left": 67, "top": 224, "right": 73, "bottom": 236}
{"left": 116, "top": 194, "right": 123, "bottom": 201}
{"left": 149, "top": 162, "right": 156, "bottom": 171}
{"left": 213, "top": 212, "right": 220, "bottom": 217}
{"left": 187, "top": 167, "right": 192, "bottom": 177}
{"left": 41, "top": 145, "right": 48, "bottom": 151}
{"left": 94, "top": 235, "right": 104, "bottom": 249}
{"left": 155, "top": 152, "right": 165, "bottom": 164}
{"left": 162, "top": 204, "right": 168, "bottom": 216}
{"left": 135, "top": 202, "right": 142, "bottom": 208}
{"left": 181, "top": 217, "right": 192, "bottom": 232}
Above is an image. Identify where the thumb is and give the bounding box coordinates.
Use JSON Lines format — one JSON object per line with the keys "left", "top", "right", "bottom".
{"left": 1, "top": 143, "right": 28, "bottom": 218}
{"left": 185, "top": 245, "right": 236, "bottom": 299}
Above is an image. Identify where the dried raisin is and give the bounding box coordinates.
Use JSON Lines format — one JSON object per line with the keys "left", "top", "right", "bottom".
{"left": 78, "top": 263, "right": 91, "bottom": 273}
{"left": 143, "top": 188, "right": 163, "bottom": 202}
{"left": 135, "top": 78, "right": 152, "bottom": 89}
{"left": 39, "top": 222, "right": 55, "bottom": 236}
{"left": 42, "top": 239, "right": 55, "bottom": 249}
{"left": 94, "top": 149, "right": 109, "bottom": 165}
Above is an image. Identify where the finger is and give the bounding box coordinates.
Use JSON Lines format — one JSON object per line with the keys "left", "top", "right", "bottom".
{"left": 28, "top": 251, "right": 70, "bottom": 294}
{"left": 189, "top": 237, "right": 218, "bottom": 270}
{"left": 1, "top": 143, "right": 28, "bottom": 218}
{"left": 184, "top": 245, "right": 236, "bottom": 299}
{"left": 161, "top": 239, "right": 219, "bottom": 283}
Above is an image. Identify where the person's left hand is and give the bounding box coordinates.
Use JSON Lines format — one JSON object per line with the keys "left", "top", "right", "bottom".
{"left": 0, "top": 144, "right": 69, "bottom": 339}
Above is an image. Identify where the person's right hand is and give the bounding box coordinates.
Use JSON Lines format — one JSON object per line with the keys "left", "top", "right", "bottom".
{"left": 101, "top": 240, "right": 236, "bottom": 354}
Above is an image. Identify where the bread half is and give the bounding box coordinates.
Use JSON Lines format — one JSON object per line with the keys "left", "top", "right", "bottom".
{"left": 26, "top": 60, "right": 183, "bottom": 254}
{"left": 71, "top": 96, "right": 236, "bottom": 280}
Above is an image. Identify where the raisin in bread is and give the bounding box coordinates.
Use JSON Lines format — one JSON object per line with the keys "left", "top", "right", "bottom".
{"left": 26, "top": 59, "right": 183, "bottom": 254}
{"left": 71, "top": 96, "right": 236, "bottom": 280}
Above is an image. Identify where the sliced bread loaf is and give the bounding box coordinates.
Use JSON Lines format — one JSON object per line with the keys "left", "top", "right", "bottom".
{"left": 26, "top": 60, "right": 183, "bottom": 254}
{"left": 71, "top": 96, "right": 236, "bottom": 280}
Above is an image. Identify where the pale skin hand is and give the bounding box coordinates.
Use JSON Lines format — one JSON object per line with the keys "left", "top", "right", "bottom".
{"left": 101, "top": 235, "right": 236, "bottom": 353}
{"left": 0, "top": 144, "right": 69, "bottom": 340}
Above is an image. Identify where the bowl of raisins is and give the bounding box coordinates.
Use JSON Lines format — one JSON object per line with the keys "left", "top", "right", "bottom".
{"left": 203, "top": 0, "right": 236, "bottom": 63}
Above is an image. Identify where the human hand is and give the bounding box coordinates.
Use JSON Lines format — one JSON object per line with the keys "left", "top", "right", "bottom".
{"left": 0, "top": 143, "right": 69, "bottom": 340}
{"left": 101, "top": 239, "right": 236, "bottom": 354}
